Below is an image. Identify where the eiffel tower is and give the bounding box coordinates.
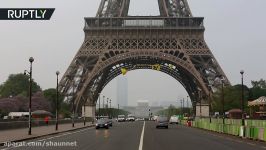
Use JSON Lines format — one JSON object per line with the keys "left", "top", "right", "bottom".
{"left": 59, "top": 0, "right": 230, "bottom": 117}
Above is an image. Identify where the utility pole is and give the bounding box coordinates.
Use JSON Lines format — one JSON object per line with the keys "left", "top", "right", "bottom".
{"left": 183, "top": 98, "right": 185, "bottom": 114}
{"left": 187, "top": 96, "right": 189, "bottom": 114}
{"left": 98, "top": 93, "right": 101, "bottom": 117}
{"left": 72, "top": 81, "right": 75, "bottom": 128}
{"left": 180, "top": 99, "right": 183, "bottom": 115}
{"left": 109, "top": 99, "right": 112, "bottom": 117}
{"left": 103, "top": 95, "right": 105, "bottom": 116}
{"left": 118, "top": 104, "right": 120, "bottom": 116}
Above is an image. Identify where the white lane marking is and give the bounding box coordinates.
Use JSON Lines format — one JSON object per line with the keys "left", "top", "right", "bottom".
{"left": 1, "top": 127, "right": 93, "bottom": 150}
{"left": 247, "top": 143, "right": 255, "bottom": 146}
{"left": 138, "top": 121, "right": 145, "bottom": 150}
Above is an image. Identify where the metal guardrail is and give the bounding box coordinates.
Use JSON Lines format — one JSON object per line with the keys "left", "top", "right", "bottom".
{"left": 182, "top": 118, "right": 266, "bottom": 141}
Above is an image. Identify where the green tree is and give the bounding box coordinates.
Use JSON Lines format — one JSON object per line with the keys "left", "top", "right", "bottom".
{"left": 211, "top": 84, "right": 249, "bottom": 113}
{"left": 43, "top": 88, "right": 64, "bottom": 114}
{"left": 59, "top": 102, "right": 71, "bottom": 118}
{"left": 156, "top": 105, "right": 188, "bottom": 118}
{"left": 251, "top": 79, "right": 266, "bottom": 88}
{"left": 249, "top": 79, "right": 266, "bottom": 100}
{"left": 0, "top": 73, "right": 41, "bottom": 98}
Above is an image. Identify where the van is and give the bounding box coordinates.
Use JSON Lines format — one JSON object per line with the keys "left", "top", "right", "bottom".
{"left": 169, "top": 115, "right": 179, "bottom": 124}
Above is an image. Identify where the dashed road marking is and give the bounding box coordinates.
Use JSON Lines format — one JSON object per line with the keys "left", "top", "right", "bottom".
{"left": 247, "top": 143, "right": 255, "bottom": 146}
{"left": 138, "top": 121, "right": 145, "bottom": 150}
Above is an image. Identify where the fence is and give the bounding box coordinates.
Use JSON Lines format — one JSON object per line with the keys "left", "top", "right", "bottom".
{"left": 181, "top": 118, "right": 266, "bottom": 141}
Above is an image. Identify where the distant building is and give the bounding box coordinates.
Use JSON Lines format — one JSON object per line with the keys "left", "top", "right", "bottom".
{"left": 135, "top": 100, "right": 149, "bottom": 118}
{"left": 117, "top": 76, "right": 128, "bottom": 107}
{"left": 123, "top": 104, "right": 164, "bottom": 118}
{"left": 8, "top": 112, "right": 29, "bottom": 119}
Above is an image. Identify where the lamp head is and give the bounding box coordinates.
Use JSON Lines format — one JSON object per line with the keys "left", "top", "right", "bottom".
{"left": 56, "top": 71, "right": 60, "bottom": 75}
{"left": 240, "top": 70, "right": 244, "bottom": 75}
{"left": 29, "top": 57, "right": 34, "bottom": 63}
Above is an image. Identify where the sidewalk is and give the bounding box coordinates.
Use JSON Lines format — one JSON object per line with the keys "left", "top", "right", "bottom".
{"left": 0, "top": 122, "right": 94, "bottom": 145}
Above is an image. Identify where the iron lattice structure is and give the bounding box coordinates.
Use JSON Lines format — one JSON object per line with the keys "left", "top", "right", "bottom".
{"left": 59, "top": 0, "right": 230, "bottom": 113}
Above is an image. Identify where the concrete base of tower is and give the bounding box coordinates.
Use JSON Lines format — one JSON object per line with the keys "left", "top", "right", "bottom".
{"left": 82, "top": 104, "right": 96, "bottom": 118}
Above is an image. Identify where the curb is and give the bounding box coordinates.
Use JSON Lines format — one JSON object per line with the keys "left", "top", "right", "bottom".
{"left": 0, "top": 124, "right": 94, "bottom": 147}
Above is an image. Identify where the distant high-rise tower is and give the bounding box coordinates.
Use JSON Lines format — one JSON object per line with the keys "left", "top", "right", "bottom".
{"left": 117, "top": 76, "right": 128, "bottom": 107}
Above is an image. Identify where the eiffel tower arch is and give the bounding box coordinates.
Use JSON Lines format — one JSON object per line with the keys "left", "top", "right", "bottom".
{"left": 59, "top": 0, "right": 230, "bottom": 117}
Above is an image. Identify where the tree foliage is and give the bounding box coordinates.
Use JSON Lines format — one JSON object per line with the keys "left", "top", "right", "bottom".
{"left": 249, "top": 79, "right": 266, "bottom": 100}
{"left": 211, "top": 84, "right": 249, "bottom": 113}
{"left": 0, "top": 92, "right": 52, "bottom": 115}
{"left": 43, "top": 88, "right": 64, "bottom": 114}
{"left": 156, "top": 105, "right": 191, "bottom": 117}
{"left": 251, "top": 79, "right": 266, "bottom": 89}
{"left": 0, "top": 73, "right": 41, "bottom": 98}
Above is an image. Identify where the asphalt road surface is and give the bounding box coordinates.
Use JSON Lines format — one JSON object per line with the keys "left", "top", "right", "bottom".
{"left": 1, "top": 121, "right": 266, "bottom": 150}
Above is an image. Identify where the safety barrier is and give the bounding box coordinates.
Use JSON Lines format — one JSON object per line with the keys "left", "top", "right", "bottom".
{"left": 181, "top": 118, "right": 266, "bottom": 142}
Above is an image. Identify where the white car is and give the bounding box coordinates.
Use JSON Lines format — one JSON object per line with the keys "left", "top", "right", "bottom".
{"left": 136, "top": 118, "right": 144, "bottom": 121}
{"left": 169, "top": 115, "right": 179, "bottom": 124}
{"left": 117, "top": 115, "right": 126, "bottom": 122}
{"left": 152, "top": 115, "right": 158, "bottom": 121}
{"left": 126, "top": 114, "right": 135, "bottom": 121}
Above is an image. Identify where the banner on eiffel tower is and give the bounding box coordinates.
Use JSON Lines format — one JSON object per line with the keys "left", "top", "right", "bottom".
{"left": 121, "top": 68, "right": 128, "bottom": 75}
{"left": 152, "top": 64, "right": 161, "bottom": 71}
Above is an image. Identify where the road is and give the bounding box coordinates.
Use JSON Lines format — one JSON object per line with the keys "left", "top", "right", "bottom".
{"left": 1, "top": 121, "right": 266, "bottom": 150}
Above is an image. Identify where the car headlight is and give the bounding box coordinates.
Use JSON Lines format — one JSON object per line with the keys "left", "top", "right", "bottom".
{"left": 105, "top": 124, "right": 108, "bottom": 126}
{"left": 96, "top": 124, "right": 98, "bottom": 126}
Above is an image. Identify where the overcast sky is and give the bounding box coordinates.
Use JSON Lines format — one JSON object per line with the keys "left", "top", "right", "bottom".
{"left": 0, "top": 0, "right": 266, "bottom": 106}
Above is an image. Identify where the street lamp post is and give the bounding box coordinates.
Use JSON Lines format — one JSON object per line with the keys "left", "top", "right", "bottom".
{"left": 83, "top": 100, "right": 86, "bottom": 126}
{"left": 56, "top": 71, "right": 60, "bottom": 130}
{"left": 209, "top": 92, "right": 212, "bottom": 123}
{"left": 109, "top": 99, "right": 111, "bottom": 117}
{"left": 118, "top": 104, "right": 120, "bottom": 116}
{"left": 221, "top": 78, "right": 225, "bottom": 124}
{"left": 199, "top": 90, "right": 202, "bottom": 118}
{"left": 72, "top": 81, "right": 75, "bottom": 128}
{"left": 98, "top": 93, "right": 101, "bottom": 117}
{"left": 187, "top": 96, "right": 189, "bottom": 114}
{"left": 183, "top": 98, "right": 185, "bottom": 115}
{"left": 208, "top": 85, "right": 212, "bottom": 123}
{"left": 193, "top": 101, "right": 196, "bottom": 117}
{"left": 149, "top": 109, "right": 151, "bottom": 120}
{"left": 107, "top": 98, "right": 109, "bottom": 109}
{"left": 240, "top": 70, "right": 245, "bottom": 126}
{"left": 180, "top": 99, "right": 183, "bottom": 115}
{"left": 103, "top": 95, "right": 105, "bottom": 115}
{"left": 107, "top": 98, "right": 109, "bottom": 116}
{"left": 25, "top": 57, "right": 34, "bottom": 135}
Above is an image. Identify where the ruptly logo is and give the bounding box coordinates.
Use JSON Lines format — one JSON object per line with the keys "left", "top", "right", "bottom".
{"left": 0, "top": 8, "right": 55, "bottom": 20}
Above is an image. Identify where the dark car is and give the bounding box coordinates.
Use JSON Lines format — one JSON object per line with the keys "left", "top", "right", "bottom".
{"left": 156, "top": 116, "right": 169, "bottom": 129}
{"left": 99, "top": 116, "right": 113, "bottom": 127}
{"left": 95, "top": 119, "right": 109, "bottom": 129}
{"left": 107, "top": 118, "right": 113, "bottom": 127}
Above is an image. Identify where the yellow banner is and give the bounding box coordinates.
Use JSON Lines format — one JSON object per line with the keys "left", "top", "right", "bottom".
{"left": 152, "top": 64, "right": 161, "bottom": 71}
{"left": 121, "top": 68, "right": 128, "bottom": 75}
